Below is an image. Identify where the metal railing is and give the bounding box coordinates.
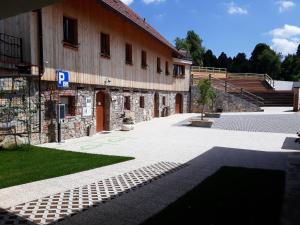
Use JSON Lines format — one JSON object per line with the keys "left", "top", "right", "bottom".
{"left": 0, "top": 33, "right": 23, "bottom": 65}
{"left": 193, "top": 75, "right": 264, "bottom": 106}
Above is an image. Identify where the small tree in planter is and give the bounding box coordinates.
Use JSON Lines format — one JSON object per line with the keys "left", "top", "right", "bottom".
{"left": 197, "top": 79, "right": 215, "bottom": 120}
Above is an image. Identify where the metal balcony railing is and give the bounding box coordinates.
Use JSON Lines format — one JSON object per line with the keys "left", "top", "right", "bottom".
{"left": 0, "top": 33, "right": 23, "bottom": 65}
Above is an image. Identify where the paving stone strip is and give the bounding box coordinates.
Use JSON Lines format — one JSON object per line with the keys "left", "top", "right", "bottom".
{"left": 0, "top": 162, "right": 187, "bottom": 225}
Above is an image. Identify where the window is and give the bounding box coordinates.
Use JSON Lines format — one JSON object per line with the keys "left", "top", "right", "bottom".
{"left": 60, "top": 96, "right": 76, "bottom": 116}
{"left": 124, "top": 96, "right": 131, "bottom": 110}
{"left": 101, "top": 33, "right": 110, "bottom": 58}
{"left": 141, "top": 50, "right": 147, "bottom": 69}
{"left": 139, "top": 96, "right": 145, "bottom": 108}
{"left": 173, "top": 64, "right": 185, "bottom": 77}
{"left": 63, "top": 16, "right": 78, "bottom": 46}
{"left": 157, "top": 57, "right": 162, "bottom": 73}
{"left": 125, "top": 43, "right": 133, "bottom": 65}
{"left": 165, "top": 61, "right": 170, "bottom": 75}
{"left": 162, "top": 96, "right": 166, "bottom": 106}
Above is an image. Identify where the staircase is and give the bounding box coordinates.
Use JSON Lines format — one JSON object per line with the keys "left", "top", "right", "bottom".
{"left": 255, "top": 92, "right": 294, "bottom": 107}
{"left": 226, "top": 74, "right": 293, "bottom": 107}
{"left": 191, "top": 67, "right": 294, "bottom": 107}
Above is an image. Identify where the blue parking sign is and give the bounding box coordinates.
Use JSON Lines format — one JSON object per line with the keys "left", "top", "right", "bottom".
{"left": 57, "top": 70, "right": 69, "bottom": 88}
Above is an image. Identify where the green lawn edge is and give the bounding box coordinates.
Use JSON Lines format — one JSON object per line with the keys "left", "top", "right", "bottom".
{"left": 0, "top": 145, "right": 134, "bottom": 189}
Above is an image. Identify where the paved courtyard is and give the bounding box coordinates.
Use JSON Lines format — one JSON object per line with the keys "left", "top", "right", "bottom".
{"left": 0, "top": 107, "right": 299, "bottom": 225}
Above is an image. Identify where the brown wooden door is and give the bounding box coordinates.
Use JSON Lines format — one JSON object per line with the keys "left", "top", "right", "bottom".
{"left": 154, "top": 93, "right": 159, "bottom": 118}
{"left": 96, "top": 92, "right": 105, "bottom": 132}
{"left": 175, "top": 94, "right": 183, "bottom": 114}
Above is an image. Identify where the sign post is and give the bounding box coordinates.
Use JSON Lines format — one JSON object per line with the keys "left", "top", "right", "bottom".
{"left": 56, "top": 70, "right": 69, "bottom": 143}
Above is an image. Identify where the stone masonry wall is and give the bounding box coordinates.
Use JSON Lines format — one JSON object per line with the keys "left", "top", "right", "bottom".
{"left": 29, "top": 81, "right": 189, "bottom": 144}
{"left": 191, "top": 86, "right": 261, "bottom": 113}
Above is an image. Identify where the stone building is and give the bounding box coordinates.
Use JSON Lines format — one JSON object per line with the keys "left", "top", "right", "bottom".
{"left": 0, "top": 0, "right": 192, "bottom": 144}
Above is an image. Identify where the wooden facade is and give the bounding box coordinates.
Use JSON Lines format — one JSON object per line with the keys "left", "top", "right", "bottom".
{"left": 0, "top": 0, "right": 191, "bottom": 92}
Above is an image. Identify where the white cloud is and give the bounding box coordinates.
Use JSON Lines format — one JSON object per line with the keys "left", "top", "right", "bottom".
{"left": 268, "top": 24, "right": 300, "bottom": 55}
{"left": 143, "top": 0, "right": 166, "bottom": 4}
{"left": 120, "top": 0, "right": 134, "bottom": 5}
{"left": 227, "top": 2, "right": 248, "bottom": 15}
{"left": 271, "top": 38, "right": 298, "bottom": 55}
{"left": 269, "top": 24, "right": 300, "bottom": 39}
{"left": 277, "top": 0, "right": 296, "bottom": 12}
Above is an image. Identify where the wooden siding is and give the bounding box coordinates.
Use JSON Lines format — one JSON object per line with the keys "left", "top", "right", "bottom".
{"left": 39, "top": 0, "right": 190, "bottom": 92}
{"left": 0, "top": 13, "right": 32, "bottom": 63}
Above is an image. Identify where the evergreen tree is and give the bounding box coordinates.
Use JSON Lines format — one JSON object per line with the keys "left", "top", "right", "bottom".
{"left": 231, "top": 53, "right": 250, "bottom": 73}
{"left": 217, "top": 52, "right": 229, "bottom": 68}
{"left": 203, "top": 50, "right": 218, "bottom": 67}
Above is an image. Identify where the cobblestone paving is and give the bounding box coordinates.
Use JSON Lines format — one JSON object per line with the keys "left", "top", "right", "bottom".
{"left": 211, "top": 114, "right": 300, "bottom": 134}
{"left": 0, "top": 162, "right": 187, "bottom": 225}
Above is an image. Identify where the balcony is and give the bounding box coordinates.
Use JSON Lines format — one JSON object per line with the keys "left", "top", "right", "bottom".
{"left": 0, "top": 33, "right": 39, "bottom": 76}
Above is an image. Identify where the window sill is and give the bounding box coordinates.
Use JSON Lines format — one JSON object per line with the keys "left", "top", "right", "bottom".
{"left": 63, "top": 41, "right": 79, "bottom": 50}
{"left": 101, "top": 54, "right": 111, "bottom": 59}
{"left": 126, "top": 62, "right": 133, "bottom": 66}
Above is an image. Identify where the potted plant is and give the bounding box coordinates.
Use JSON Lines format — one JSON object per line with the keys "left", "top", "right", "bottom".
{"left": 121, "top": 114, "right": 135, "bottom": 131}
{"left": 190, "top": 79, "right": 215, "bottom": 127}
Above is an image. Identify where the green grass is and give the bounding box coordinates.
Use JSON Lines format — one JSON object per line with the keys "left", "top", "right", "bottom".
{"left": 0, "top": 145, "right": 134, "bottom": 189}
{"left": 142, "top": 167, "right": 286, "bottom": 225}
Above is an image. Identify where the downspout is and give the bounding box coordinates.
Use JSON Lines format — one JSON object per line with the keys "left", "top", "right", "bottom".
{"left": 36, "top": 9, "right": 44, "bottom": 140}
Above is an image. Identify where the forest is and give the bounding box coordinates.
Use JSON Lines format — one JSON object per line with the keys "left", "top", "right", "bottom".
{"left": 175, "top": 31, "right": 300, "bottom": 81}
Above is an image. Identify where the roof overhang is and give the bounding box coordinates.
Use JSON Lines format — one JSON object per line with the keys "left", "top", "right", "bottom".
{"left": 97, "top": 0, "right": 181, "bottom": 56}
{"left": 0, "top": 0, "right": 61, "bottom": 19}
{"left": 173, "top": 58, "right": 193, "bottom": 65}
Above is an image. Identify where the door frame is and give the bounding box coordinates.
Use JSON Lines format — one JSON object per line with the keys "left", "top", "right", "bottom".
{"left": 154, "top": 92, "right": 159, "bottom": 118}
{"left": 96, "top": 91, "right": 106, "bottom": 132}
{"left": 175, "top": 93, "right": 183, "bottom": 114}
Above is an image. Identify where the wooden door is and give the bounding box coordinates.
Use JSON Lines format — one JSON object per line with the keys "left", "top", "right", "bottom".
{"left": 96, "top": 92, "right": 105, "bottom": 132}
{"left": 175, "top": 94, "right": 183, "bottom": 114}
{"left": 154, "top": 93, "right": 159, "bottom": 118}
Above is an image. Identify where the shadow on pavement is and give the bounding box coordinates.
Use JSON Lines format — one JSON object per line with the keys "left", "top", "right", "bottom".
{"left": 282, "top": 137, "right": 300, "bottom": 150}
{"left": 54, "top": 147, "right": 296, "bottom": 225}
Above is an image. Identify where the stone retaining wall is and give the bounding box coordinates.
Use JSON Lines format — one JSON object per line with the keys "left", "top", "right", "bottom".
{"left": 191, "top": 86, "right": 261, "bottom": 113}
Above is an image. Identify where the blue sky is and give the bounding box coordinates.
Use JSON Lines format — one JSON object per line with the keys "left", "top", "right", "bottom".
{"left": 121, "top": 0, "right": 300, "bottom": 58}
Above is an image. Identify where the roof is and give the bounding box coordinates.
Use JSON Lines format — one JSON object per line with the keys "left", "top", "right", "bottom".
{"left": 98, "top": 0, "right": 179, "bottom": 55}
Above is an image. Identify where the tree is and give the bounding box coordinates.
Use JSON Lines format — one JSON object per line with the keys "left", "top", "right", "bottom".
{"left": 217, "top": 52, "right": 229, "bottom": 68}
{"left": 175, "top": 37, "right": 189, "bottom": 51}
{"left": 297, "top": 44, "right": 300, "bottom": 57}
{"left": 203, "top": 50, "right": 218, "bottom": 67}
{"left": 250, "top": 43, "right": 270, "bottom": 73}
{"left": 250, "top": 43, "right": 281, "bottom": 78}
{"left": 197, "top": 79, "right": 215, "bottom": 120}
{"left": 231, "top": 53, "right": 250, "bottom": 73}
{"left": 175, "top": 30, "right": 205, "bottom": 66}
{"left": 281, "top": 54, "right": 300, "bottom": 81}
{"left": 186, "top": 31, "right": 205, "bottom": 66}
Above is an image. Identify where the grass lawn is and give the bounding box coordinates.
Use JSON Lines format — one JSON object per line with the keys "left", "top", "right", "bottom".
{"left": 0, "top": 145, "right": 134, "bottom": 189}
{"left": 142, "top": 166, "right": 285, "bottom": 225}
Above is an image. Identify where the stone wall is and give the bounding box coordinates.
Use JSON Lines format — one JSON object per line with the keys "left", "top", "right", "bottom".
{"left": 191, "top": 86, "right": 261, "bottom": 113}
{"left": 29, "top": 81, "right": 189, "bottom": 144}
